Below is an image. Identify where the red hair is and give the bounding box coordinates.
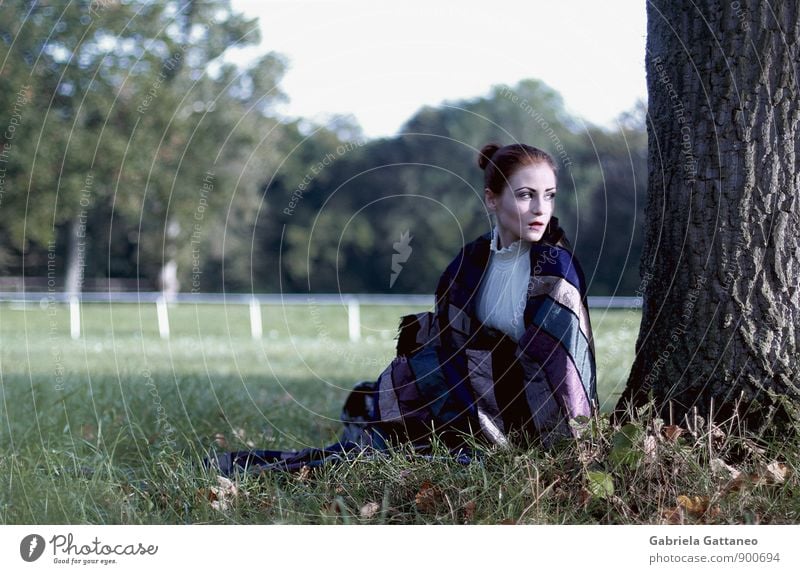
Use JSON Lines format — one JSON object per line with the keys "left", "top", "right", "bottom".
{"left": 477, "top": 143, "right": 557, "bottom": 196}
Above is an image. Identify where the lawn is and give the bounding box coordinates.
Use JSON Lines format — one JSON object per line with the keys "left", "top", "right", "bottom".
{"left": 1, "top": 301, "right": 795, "bottom": 524}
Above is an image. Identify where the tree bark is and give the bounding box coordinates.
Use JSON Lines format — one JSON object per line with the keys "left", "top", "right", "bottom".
{"left": 616, "top": 0, "right": 800, "bottom": 429}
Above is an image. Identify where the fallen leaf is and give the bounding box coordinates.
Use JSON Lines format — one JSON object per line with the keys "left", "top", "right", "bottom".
{"left": 296, "top": 465, "right": 312, "bottom": 482}
{"left": 578, "top": 488, "right": 592, "bottom": 508}
{"left": 725, "top": 462, "right": 793, "bottom": 491}
{"left": 660, "top": 506, "right": 683, "bottom": 524}
{"left": 662, "top": 425, "right": 684, "bottom": 442}
{"left": 414, "top": 480, "right": 443, "bottom": 513}
{"left": 677, "top": 495, "right": 709, "bottom": 517}
{"left": 764, "top": 461, "right": 791, "bottom": 484}
{"left": 360, "top": 501, "right": 380, "bottom": 519}
{"left": 206, "top": 475, "right": 239, "bottom": 512}
{"left": 461, "top": 500, "right": 476, "bottom": 523}
{"left": 710, "top": 458, "right": 742, "bottom": 480}
{"left": 741, "top": 438, "right": 766, "bottom": 456}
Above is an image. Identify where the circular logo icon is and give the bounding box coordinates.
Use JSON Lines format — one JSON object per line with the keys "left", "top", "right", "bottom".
{"left": 20, "top": 534, "right": 46, "bottom": 562}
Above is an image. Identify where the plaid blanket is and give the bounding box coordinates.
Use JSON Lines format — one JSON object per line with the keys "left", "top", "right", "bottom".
{"left": 207, "top": 218, "right": 597, "bottom": 475}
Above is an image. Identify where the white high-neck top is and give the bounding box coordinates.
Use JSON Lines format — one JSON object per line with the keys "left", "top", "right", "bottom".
{"left": 475, "top": 225, "right": 531, "bottom": 342}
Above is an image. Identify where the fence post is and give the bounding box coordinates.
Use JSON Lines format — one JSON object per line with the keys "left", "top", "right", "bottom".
{"left": 249, "top": 296, "right": 262, "bottom": 340}
{"left": 156, "top": 296, "right": 170, "bottom": 339}
{"left": 347, "top": 297, "right": 361, "bottom": 342}
{"left": 69, "top": 296, "right": 80, "bottom": 339}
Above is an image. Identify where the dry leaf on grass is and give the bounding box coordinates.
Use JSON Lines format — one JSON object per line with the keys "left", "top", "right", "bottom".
{"left": 710, "top": 458, "right": 742, "bottom": 480}
{"left": 723, "top": 460, "right": 791, "bottom": 493}
{"left": 461, "top": 500, "right": 477, "bottom": 523}
{"left": 296, "top": 465, "right": 312, "bottom": 482}
{"left": 677, "top": 495, "right": 709, "bottom": 516}
{"left": 360, "top": 502, "right": 380, "bottom": 519}
{"left": 661, "top": 425, "right": 684, "bottom": 442}
{"left": 660, "top": 506, "right": 683, "bottom": 524}
{"left": 676, "top": 495, "right": 720, "bottom": 521}
{"left": 202, "top": 475, "right": 239, "bottom": 512}
{"left": 741, "top": 438, "right": 766, "bottom": 456}
{"left": 661, "top": 494, "right": 719, "bottom": 524}
{"left": 414, "top": 480, "right": 443, "bottom": 513}
{"left": 764, "top": 461, "right": 791, "bottom": 483}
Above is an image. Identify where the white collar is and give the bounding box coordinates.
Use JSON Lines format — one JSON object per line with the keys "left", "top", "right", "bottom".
{"left": 490, "top": 225, "right": 531, "bottom": 258}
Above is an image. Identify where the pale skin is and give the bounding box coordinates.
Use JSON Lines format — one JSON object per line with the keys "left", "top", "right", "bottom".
{"left": 484, "top": 162, "right": 557, "bottom": 248}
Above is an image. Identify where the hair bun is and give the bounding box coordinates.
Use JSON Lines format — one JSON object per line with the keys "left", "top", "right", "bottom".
{"left": 478, "top": 143, "right": 501, "bottom": 170}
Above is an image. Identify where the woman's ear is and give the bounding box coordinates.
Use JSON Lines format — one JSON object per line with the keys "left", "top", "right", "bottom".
{"left": 484, "top": 187, "right": 497, "bottom": 212}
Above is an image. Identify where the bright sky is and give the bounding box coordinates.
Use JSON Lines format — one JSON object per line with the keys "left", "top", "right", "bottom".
{"left": 227, "top": 0, "right": 647, "bottom": 139}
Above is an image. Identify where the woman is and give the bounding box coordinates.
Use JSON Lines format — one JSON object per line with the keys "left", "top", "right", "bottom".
{"left": 210, "top": 143, "right": 597, "bottom": 475}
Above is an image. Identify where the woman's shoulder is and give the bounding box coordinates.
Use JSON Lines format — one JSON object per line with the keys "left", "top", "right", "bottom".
{"left": 529, "top": 240, "right": 587, "bottom": 296}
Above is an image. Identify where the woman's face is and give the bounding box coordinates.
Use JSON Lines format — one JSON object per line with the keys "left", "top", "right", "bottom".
{"left": 485, "top": 162, "right": 557, "bottom": 248}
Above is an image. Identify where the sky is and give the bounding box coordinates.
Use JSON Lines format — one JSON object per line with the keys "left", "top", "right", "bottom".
{"left": 226, "top": 0, "right": 647, "bottom": 139}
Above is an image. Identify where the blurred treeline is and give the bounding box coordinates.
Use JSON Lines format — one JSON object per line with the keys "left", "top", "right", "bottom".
{"left": 0, "top": 0, "right": 646, "bottom": 296}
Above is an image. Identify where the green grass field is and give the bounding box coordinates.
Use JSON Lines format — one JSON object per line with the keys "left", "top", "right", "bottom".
{"left": 1, "top": 301, "right": 795, "bottom": 524}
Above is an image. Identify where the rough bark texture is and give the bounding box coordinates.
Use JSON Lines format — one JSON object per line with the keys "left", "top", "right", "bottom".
{"left": 617, "top": 0, "right": 800, "bottom": 429}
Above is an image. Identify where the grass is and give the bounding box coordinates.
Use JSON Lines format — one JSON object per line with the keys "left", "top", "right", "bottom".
{"left": 0, "top": 301, "right": 796, "bottom": 524}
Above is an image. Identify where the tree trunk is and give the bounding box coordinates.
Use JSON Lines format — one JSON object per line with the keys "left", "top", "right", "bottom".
{"left": 616, "top": 0, "right": 800, "bottom": 429}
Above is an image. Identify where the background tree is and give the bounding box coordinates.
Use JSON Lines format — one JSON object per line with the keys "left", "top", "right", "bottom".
{"left": 2, "top": 6, "right": 648, "bottom": 298}
{"left": 260, "top": 79, "right": 646, "bottom": 295}
{"left": 616, "top": 0, "right": 799, "bottom": 429}
{"left": 0, "top": 0, "right": 287, "bottom": 294}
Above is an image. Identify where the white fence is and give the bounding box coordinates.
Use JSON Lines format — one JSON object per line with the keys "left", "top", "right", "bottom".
{"left": 0, "top": 292, "right": 640, "bottom": 342}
